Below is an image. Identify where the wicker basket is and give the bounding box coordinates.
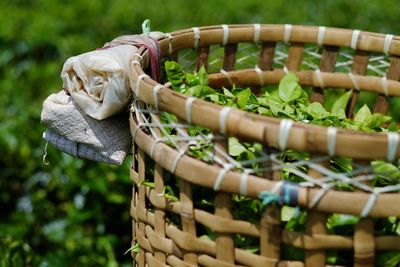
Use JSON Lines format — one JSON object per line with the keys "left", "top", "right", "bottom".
{"left": 128, "top": 24, "right": 400, "bottom": 267}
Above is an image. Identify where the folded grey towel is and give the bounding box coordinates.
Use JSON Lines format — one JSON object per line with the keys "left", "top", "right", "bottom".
{"left": 41, "top": 91, "right": 131, "bottom": 165}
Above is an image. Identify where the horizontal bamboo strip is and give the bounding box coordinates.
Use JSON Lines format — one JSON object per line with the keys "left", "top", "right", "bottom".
{"left": 158, "top": 24, "right": 400, "bottom": 57}
{"left": 207, "top": 69, "right": 400, "bottom": 97}
{"left": 130, "top": 115, "right": 400, "bottom": 217}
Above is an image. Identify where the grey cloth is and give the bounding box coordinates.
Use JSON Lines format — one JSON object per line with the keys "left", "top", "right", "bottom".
{"left": 41, "top": 91, "right": 131, "bottom": 165}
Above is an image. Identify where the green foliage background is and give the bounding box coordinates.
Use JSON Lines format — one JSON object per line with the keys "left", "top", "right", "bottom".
{"left": 1, "top": 0, "right": 399, "bottom": 265}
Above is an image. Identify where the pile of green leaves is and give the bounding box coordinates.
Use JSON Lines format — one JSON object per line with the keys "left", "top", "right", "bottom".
{"left": 160, "top": 60, "right": 400, "bottom": 266}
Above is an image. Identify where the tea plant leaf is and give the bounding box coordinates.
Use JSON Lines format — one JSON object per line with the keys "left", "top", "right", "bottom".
{"left": 278, "top": 72, "right": 302, "bottom": 103}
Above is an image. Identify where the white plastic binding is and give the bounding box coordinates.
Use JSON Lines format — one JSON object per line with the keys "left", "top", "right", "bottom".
{"left": 349, "top": 72, "right": 360, "bottom": 90}
{"left": 315, "top": 69, "right": 324, "bottom": 88}
{"left": 219, "top": 107, "right": 232, "bottom": 135}
{"left": 383, "top": 34, "right": 393, "bottom": 55}
{"left": 239, "top": 170, "right": 250, "bottom": 195}
{"left": 135, "top": 74, "right": 148, "bottom": 99}
{"left": 279, "top": 119, "right": 294, "bottom": 151}
{"left": 192, "top": 27, "right": 200, "bottom": 49}
{"left": 284, "top": 24, "right": 292, "bottom": 44}
{"left": 360, "top": 192, "right": 377, "bottom": 218}
{"left": 351, "top": 30, "right": 361, "bottom": 50}
{"left": 220, "top": 69, "right": 233, "bottom": 86}
{"left": 213, "top": 166, "right": 230, "bottom": 191}
{"left": 164, "top": 33, "right": 173, "bottom": 54}
{"left": 254, "top": 65, "right": 264, "bottom": 86}
{"left": 253, "top": 23, "right": 261, "bottom": 43}
{"left": 185, "top": 97, "right": 196, "bottom": 124}
{"left": 387, "top": 132, "right": 399, "bottom": 162}
{"left": 317, "top": 26, "right": 326, "bottom": 46}
{"left": 152, "top": 84, "right": 163, "bottom": 110}
{"left": 327, "top": 127, "right": 337, "bottom": 156}
{"left": 222, "top": 24, "right": 229, "bottom": 46}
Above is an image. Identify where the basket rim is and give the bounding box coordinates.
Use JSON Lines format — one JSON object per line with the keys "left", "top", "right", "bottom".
{"left": 130, "top": 23, "right": 400, "bottom": 160}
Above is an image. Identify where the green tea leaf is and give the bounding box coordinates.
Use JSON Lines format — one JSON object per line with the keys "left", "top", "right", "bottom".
{"left": 354, "top": 104, "right": 372, "bottom": 126}
{"left": 236, "top": 88, "right": 251, "bottom": 109}
{"left": 327, "top": 214, "right": 359, "bottom": 235}
{"left": 375, "top": 251, "right": 400, "bottom": 267}
{"left": 223, "top": 88, "right": 235, "bottom": 98}
{"left": 228, "top": 137, "right": 247, "bottom": 156}
{"left": 372, "top": 161, "right": 400, "bottom": 186}
{"left": 278, "top": 72, "right": 302, "bottom": 103}
{"left": 165, "top": 61, "right": 187, "bottom": 92}
{"left": 370, "top": 113, "right": 392, "bottom": 129}
{"left": 331, "top": 90, "right": 352, "bottom": 118}
{"left": 303, "top": 102, "right": 329, "bottom": 119}
{"left": 187, "top": 85, "right": 215, "bottom": 98}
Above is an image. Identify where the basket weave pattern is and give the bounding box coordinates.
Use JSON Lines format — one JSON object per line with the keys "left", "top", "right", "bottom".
{"left": 129, "top": 25, "right": 400, "bottom": 267}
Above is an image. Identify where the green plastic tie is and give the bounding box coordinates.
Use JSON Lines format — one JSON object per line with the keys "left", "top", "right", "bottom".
{"left": 142, "top": 19, "right": 151, "bottom": 36}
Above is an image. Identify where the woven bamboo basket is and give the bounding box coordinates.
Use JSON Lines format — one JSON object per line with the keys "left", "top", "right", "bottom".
{"left": 128, "top": 24, "right": 400, "bottom": 267}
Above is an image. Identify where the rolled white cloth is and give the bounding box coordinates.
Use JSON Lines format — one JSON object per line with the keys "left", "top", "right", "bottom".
{"left": 61, "top": 44, "right": 138, "bottom": 120}
{"left": 41, "top": 91, "right": 131, "bottom": 165}
{"left": 61, "top": 32, "right": 162, "bottom": 120}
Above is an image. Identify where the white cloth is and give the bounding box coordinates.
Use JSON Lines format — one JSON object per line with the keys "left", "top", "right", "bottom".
{"left": 61, "top": 45, "right": 138, "bottom": 120}
{"left": 41, "top": 91, "right": 131, "bottom": 165}
{"left": 61, "top": 32, "right": 163, "bottom": 120}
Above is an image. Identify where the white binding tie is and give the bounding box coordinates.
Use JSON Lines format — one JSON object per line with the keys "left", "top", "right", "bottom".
{"left": 279, "top": 119, "right": 294, "bottom": 151}
{"left": 220, "top": 69, "right": 233, "bottom": 86}
{"left": 219, "top": 107, "right": 232, "bottom": 135}
{"left": 387, "top": 132, "right": 399, "bottom": 162}
{"left": 383, "top": 34, "right": 393, "bottom": 55}
{"left": 284, "top": 24, "right": 292, "bottom": 44}
{"left": 255, "top": 65, "right": 264, "bottom": 86}
{"left": 152, "top": 84, "right": 163, "bottom": 110}
{"left": 185, "top": 97, "right": 196, "bottom": 124}
{"left": 135, "top": 74, "right": 148, "bottom": 99}
{"left": 165, "top": 33, "right": 173, "bottom": 54}
{"left": 213, "top": 165, "right": 231, "bottom": 191}
{"left": 253, "top": 23, "right": 261, "bottom": 43}
{"left": 192, "top": 27, "right": 200, "bottom": 49}
{"left": 315, "top": 69, "right": 324, "bottom": 88}
{"left": 327, "top": 127, "right": 337, "bottom": 156}
{"left": 360, "top": 192, "right": 377, "bottom": 218}
{"left": 222, "top": 24, "right": 229, "bottom": 46}
{"left": 239, "top": 170, "right": 250, "bottom": 195}
{"left": 317, "top": 26, "right": 326, "bottom": 46}
{"left": 351, "top": 30, "right": 361, "bottom": 50}
{"left": 349, "top": 72, "right": 360, "bottom": 90}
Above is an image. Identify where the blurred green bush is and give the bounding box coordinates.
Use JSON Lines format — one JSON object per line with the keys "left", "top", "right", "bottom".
{"left": 1, "top": 0, "right": 400, "bottom": 266}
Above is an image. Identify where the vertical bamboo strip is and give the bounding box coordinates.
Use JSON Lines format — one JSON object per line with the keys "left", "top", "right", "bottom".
{"left": 311, "top": 45, "right": 339, "bottom": 103}
{"left": 196, "top": 46, "right": 210, "bottom": 71}
{"left": 223, "top": 44, "right": 238, "bottom": 71}
{"left": 154, "top": 164, "right": 167, "bottom": 264}
{"left": 304, "top": 163, "right": 329, "bottom": 267}
{"left": 258, "top": 42, "right": 276, "bottom": 70}
{"left": 137, "top": 148, "right": 147, "bottom": 267}
{"left": 374, "top": 56, "right": 400, "bottom": 114}
{"left": 214, "top": 140, "right": 235, "bottom": 264}
{"left": 260, "top": 205, "right": 281, "bottom": 267}
{"left": 347, "top": 50, "right": 370, "bottom": 117}
{"left": 178, "top": 178, "right": 198, "bottom": 265}
{"left": 354, "top": 219, "right": 375, "bottom": 267}
{"left": 286, "top": 43, "right": 305, "bottom": 71}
